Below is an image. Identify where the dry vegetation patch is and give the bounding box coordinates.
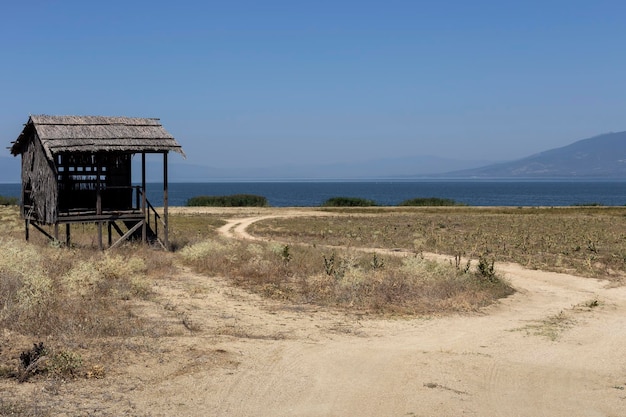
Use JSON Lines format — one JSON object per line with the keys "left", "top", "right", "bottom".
{"left": 179, "top": 236, "right": 513, "bottom": 314}
{"left": 5, "top": 205, "right": 616, "bottom": 415}
{"left": 175, "top": 210, "right": 514, "bottom": 315}
{"left": 0, "top": 206, "right": 179, "bottom": 391}
{"left": 249, "top": 207, "right": 626, "bottom": 280}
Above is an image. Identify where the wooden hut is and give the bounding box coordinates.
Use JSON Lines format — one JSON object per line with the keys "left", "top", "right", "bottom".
{"left": 10, "top": 115, "right": 184, "bottom": 250}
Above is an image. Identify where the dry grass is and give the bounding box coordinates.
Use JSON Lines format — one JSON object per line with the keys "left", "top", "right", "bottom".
{"left": 0, "top": 205, "right": 621, "bottom": 416}
{"left": 4, "top": 204, "right": 616, "bottom": 394}
{"left": 178, "top": 234, "right": 513, "bottom": 315}
{"left": 0, "top": 206, "right": 177, "bottom": 388}
{"left": 248, "top": 206, "right": 626, "bottom": 280}
{"left": 0, "top": 238, "right": 166, "bottom": 338}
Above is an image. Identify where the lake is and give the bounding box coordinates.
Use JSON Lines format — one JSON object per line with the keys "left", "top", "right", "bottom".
{"left": 3, "top": 180, "right": 624, "bottom": 207}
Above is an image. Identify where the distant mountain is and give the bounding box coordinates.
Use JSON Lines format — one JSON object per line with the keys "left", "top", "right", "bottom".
{"left": 441, "top": 131, "right": 626, "bottom": 178}
{"left": 11, "top": 131, "right": 624, "bottom": 182}
{"left": 142, "top": 155, "right": 493, "bottom": 182}
{"left": 3, "top": 152, "right": 488, "bottom": 184}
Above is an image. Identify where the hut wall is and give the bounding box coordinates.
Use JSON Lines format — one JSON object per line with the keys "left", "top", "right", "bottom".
{"left": 22, "top": 133, "right": 58, "bottom": 224}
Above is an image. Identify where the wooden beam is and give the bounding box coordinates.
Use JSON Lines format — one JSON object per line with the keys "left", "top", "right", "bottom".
{"left": 142, "top": 152, "right": 147, "bottom": 243}
{"left": 110, "top": 221, "right": 125, "bottom": 237}
{"left": 163, "top": 151, "right": 169, "bottom": 250}
{"left": 109, "top": 220, "right": 144, "bottom": 250}
{"left": 31, "top": 222, "right": 55, "bottom": 242}
{"left": 97, "top": 155, "right": 103, "bottom": 250}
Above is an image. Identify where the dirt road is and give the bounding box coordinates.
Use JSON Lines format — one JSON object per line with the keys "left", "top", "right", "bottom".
{"left": 4, "top": 210, "right": 626, "bottom": 416}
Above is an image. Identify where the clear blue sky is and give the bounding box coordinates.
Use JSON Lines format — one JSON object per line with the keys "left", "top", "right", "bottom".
{"left": 2, "top": 0, "right": 625, "bottom": 169}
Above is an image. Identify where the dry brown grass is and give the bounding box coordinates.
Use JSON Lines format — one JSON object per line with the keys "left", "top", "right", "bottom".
{"left": 8, "top": 204, "right": 619, "bottom": 393}
{"left": 177, "top": 232, "right": 513, "bottom": 315}
{"left": 248, "top": 206, "right": 626, "bottom": 280}
{"left": 0, "top": 206, "right": 177, "bottom": 388}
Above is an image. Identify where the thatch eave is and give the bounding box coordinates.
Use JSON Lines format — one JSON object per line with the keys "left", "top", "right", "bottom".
{"left": 10, "top": 115, "right": 185, "bottom": 158}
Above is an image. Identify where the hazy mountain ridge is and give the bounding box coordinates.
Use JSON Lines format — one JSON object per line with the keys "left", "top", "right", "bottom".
{"left": 441, "top": 131, "right": 626, "bottom": 178}
{"left": 136, "top": 155, "right": 492, "bottom": 182}
{"left": 2, "top": 131, "right": 625, "bottom": 183}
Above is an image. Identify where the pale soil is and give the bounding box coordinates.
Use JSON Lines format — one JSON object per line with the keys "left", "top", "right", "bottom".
{"left": 3, "top": 208, "right": 626, "bottom": 416}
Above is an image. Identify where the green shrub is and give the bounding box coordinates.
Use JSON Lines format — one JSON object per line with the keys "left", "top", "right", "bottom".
{"left": 399, "top": 197, "right": 465, "bottom": 206}
{"left": 322, "top": 197, "right": 377, "bottom": 207}
{"left": 0, "top": 195, "right": 18, "bottom": 206}
{"left": 187, "top": 194, "right": 268, "bottom": 207}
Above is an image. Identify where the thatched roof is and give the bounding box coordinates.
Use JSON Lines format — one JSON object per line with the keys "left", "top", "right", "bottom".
{"left": 11, "top": 115, "right": 184, "bottom": 159}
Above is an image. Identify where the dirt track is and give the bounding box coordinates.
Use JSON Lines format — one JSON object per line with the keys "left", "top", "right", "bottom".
{"left": 4, "top": 210, "right": 626, "bottom": 416}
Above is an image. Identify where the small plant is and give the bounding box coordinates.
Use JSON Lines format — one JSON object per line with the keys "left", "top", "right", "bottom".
{"left": 454, "top": 254, "right": 471, "bottom": 273}
{"left": 586, "top": 239, "right": 598, "bottom": 254}
{"left": 371, "top": 253, "right": 385, "bottom": 269}
{"left": 323, "top": 253, "right": 336, "bottom": 276}
{"left": 47, "top": 350, "right": 83, "bottom": 379}
{"left": 322, "top": 252, "right": 348, "bottom": 280}
{"left": 281, "top": 245, "right": 292, "bottom": 264}
{"left": 476, "top": 255, "right": 497, "bottom": 282}
{"left": 18, "top": 342, "right": 83, "bottom": 381}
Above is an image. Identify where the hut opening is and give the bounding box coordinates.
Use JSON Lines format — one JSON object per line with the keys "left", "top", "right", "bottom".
{"left": 10, "top": 115, "right": 184, "bottom": 250}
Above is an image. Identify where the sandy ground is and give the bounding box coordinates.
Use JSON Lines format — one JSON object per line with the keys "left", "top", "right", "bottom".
{"left": 3, "top": 209, "right": 626, "bottom": 416}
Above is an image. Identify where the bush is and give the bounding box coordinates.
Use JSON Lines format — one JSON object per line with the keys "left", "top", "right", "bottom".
{"left": 187, "top": 194, "right": 268, "bottom": 207}
{"left": 322, "top": 197, "right": 377, "bottom": 207}
{"left": 0, "top": 195, "right": 18, "bottom": 206}
{"left": 399, "top": 197, "right": 465, "bottom": 206}
{"left": 18, "top": 342, "right": 83, "bottom": 381}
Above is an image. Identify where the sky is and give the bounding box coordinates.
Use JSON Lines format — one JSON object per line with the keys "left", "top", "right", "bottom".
{"left": 1, "top": 0, "right": 625, "bottom": 169}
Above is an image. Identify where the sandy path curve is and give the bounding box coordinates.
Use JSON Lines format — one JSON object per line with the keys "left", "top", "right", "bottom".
{"left": 201, "top": 211, "right": 626, "bottom": 416}
{"left": 5, "top": 210, "right": 626, "bottom": 416}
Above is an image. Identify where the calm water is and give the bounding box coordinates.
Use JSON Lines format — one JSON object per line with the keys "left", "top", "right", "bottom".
{"left": 3, "top": 180, "right": 624, "bottom": 207}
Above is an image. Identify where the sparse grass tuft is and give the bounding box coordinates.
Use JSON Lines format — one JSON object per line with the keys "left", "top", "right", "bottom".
{"left": 517, "top": 311, "right": 574, "bottom": 341}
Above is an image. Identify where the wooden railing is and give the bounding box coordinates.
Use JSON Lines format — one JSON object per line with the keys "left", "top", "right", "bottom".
{"left": 138, "top": 188, "right": 167, "bottom": 250}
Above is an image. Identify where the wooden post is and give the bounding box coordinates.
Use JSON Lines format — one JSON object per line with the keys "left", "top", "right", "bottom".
{"left": 97, "top": 155, "right": 103, "bottom": 250}
{"left": 25, "top": 219, "right": 29, "bottom": 241}
{"left": 107, "top": 221, "right": 112, "bottom": 246}
{"left": 54, "top": 223, "right": 59, "bottom": 241}
{"left": 142, "top": 153, "right": 147, "bottom": 243}
{"left": 66, "top": 223, "right": 71, "bottom": 247}
{"left": 163, "top": 151, "right": 169, "bottom": 250}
